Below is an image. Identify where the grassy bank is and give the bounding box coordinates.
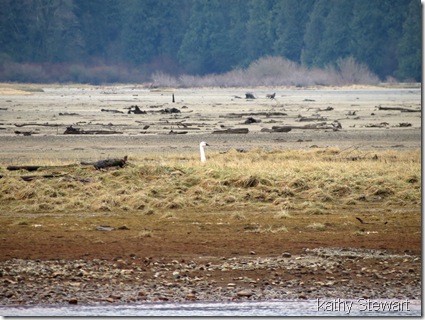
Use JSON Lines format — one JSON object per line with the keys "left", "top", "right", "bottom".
{"left": 0, "top": 148, "right": 420, "bottom": 216}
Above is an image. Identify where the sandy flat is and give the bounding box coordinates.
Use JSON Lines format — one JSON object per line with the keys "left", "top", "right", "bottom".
{"left": 0, "top": 84, "right": 421, "bottom": 163}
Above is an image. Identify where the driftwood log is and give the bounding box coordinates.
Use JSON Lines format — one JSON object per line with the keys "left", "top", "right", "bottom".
{"left": 221, "top": 112, "right": 287, "bottom": 118}
{"left": 101, "top": 109, "right": 124, "bottom": 114}
{"left": 212, "top": 128, "right": 249, "bottom": 134}
{"left": 81, "top": 156, "right": 128, "bottom": 170}
{"left": 15, "top": 123, "right": 60, "bottom": 127}
{"left": 64, "top": 126, "right": 122, "bottom": 135}
{"left": 378, "top": 106, "right": 420, "bottom": 112}
{"left": 7, "top": 164, "right": 77, "bottom": 172}
{"left": 14, "top": 130, "right": 36, "bottom": 136}
{"left": 262, "top": 121, "right": 342, "bottom": 133}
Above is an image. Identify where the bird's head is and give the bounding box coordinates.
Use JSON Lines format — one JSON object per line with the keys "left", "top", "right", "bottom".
{"left": 200, "top": 141, "right": 209, "bottom": 147}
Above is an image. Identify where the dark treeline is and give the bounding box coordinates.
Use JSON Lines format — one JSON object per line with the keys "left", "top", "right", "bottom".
{"left": 0, "top": 0, "right": 420, "bottom": 84}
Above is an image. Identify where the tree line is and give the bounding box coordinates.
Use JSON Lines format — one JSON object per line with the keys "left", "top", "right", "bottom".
{"left": 0, "top": 0, "right": 420, "bottom": 84}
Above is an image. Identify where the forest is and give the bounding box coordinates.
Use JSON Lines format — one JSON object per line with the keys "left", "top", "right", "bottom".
{"left": 0, "top": 0, "right": 421, "bottom": 85}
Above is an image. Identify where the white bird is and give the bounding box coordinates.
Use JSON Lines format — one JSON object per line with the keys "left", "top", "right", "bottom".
{"left": 199, "top": 141, "right": 209, "bottom": 162}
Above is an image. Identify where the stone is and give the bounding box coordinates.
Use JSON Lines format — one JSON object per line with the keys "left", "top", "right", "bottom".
{"left": 282, "top": 252, "right": 291, "bottom": 258}
{"left": 186, "top": 293, "right": 196, "bottom": 300}
{"left": 68, "top": 298, "right": 78, "bottom": 305}
{"left": 237, "top": 290, "right": 253, "bottom": 297}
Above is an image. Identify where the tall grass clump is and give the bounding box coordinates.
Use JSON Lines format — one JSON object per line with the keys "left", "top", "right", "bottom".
{"left": 0, "top": 149, "right": 420, "bottom": 214}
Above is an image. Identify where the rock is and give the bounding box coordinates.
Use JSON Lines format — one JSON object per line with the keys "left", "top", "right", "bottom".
{"left": 282, "top": 252, "right": 292, "bottom": 258}
{"left": 298, "top": 293, "right": 308, "bottom": 299}
{"left": 68, "top": 298, "right": 78, "bottom": 305}
{"left": 237, "top": 290, "right": 253, "bottom": 297}
{"left": 227, "top": 283, "right": 237, "bottom": 287}
{"left": 186, "top": 293, "right": 196, "bottom": 300}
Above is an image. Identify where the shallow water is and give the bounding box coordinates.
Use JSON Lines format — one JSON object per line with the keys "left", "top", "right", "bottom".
{"left": 1, "top": 299, "right": 421, "bottom": 317}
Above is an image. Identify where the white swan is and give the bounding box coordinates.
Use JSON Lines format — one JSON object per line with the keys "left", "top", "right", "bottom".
{"left": 199, "top": 141, "right": 209, "bottom": 162}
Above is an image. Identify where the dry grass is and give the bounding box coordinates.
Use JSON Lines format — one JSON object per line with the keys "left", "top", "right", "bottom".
{"left": 0, "top": 148, "right": 420, "bottom": 215}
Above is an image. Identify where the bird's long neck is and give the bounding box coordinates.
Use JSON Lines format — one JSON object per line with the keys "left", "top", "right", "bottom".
{"left": 200, "top": 145, "right": 206, "bottom": 162}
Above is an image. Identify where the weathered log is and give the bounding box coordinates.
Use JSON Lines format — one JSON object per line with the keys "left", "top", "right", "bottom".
{"left": 15, "top": 123, "right": 61, "bottom": 127}
{"left": 7, "top": 164, "right": 77, "bottom": 172}
{"left": 221, "top": 112, "right": 287, "bottom": 118}
{"left": 7, "top": 165, "right": 42, "bottom": 172}
{"left": 20, "top": 173, "right": 66, "bottom": 181}
{"left": 212, "top": 128, "right": 249, "bottom": 134}
{"left": 378, "top": 106, "right": 420, "bottom": 112}
{"left": 298, "top": 116, "right": 327, "bottom": 122}
{"left": 59, "top": 112, "right": 79, "bottom": 116}
{"left": 81, "top": 156, "right": 128, "bottom": 170}
{"left": 64, "top": 126, "right": 122, "bottom": 135}
{"left": 14, "top": 130, "right": 35, "bottom": 136}
{"left": 168, "top": 130, "right": 188, "bottom": 134}
{"left": 271, "top": 126, "right": 292, "bottom": 133}
{"left": 101, "top": 109, "right": 124, "bottom": 114}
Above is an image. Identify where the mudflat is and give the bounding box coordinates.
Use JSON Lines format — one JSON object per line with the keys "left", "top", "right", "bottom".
{"left": 0, "top": 83, "right": 421, "bottom": 161}
{"left": 0, "top": 83, "right": 421, "bottom": 306}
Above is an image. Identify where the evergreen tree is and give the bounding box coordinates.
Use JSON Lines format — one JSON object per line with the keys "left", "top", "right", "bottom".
{"left": 396, "top": 0, "right": 421, "bottom": 81}
{"left": 273, "top": 0, "right": 314, "bottom": 63}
